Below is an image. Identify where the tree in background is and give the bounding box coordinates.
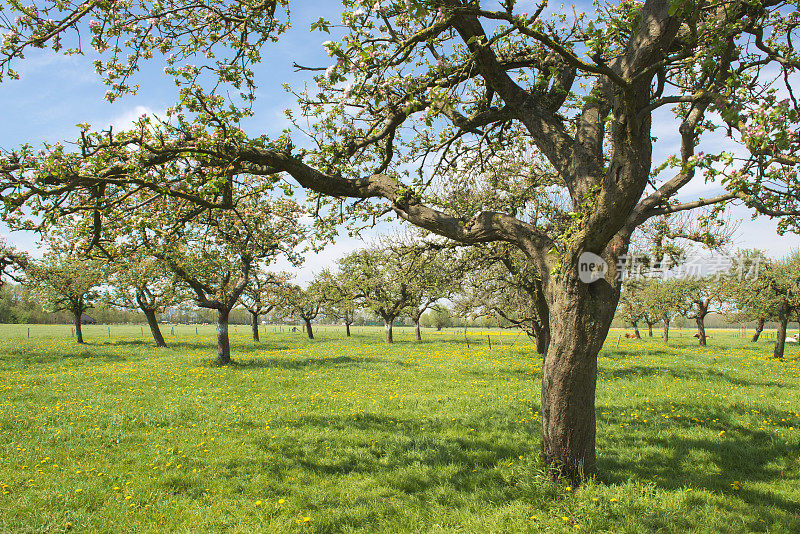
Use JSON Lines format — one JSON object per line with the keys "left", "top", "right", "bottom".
{"left": 726, "top": 250, "right": 771, "bottom": 342}
{"left": 641, "top": 278, "right": 685, "bottom": 344}
{"left": 455, "top": 244, "right": 549, "bottom": 354}
{"left": 317, "top": 269, "right": 359, "bottom": 337}
{"left": 759, "top": 253, "right": 800, "bottom": 360}
{"left": 677, "top": 276, "right": 727, "bottom": 346}
{"left": 274, "top": 280, "right": 324, "bottom": 340}
{"left": 241, "top": 269, "right": 288, "bottom": 342}
{"left": 388, "top": 238, "right": 461, "bottom": 342}
{"left": 617, "top": 280, "right": 646, "bottom": 338}
{"left": 339, "top": 247, "right": 416, "bottom": 344}
{"left": 26, "top": 252, "right": 106, "bottom": 344}
{"left": 104, "top": 252, "right": 183, "bottom": 347}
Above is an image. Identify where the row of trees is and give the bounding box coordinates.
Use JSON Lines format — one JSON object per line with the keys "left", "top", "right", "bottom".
{"left": 616, "top": 250, "right": 800, "bottom": 359}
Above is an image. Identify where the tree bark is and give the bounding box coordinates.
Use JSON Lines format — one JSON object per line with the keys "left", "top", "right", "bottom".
{"left": 531, "top": 319, "right": 550, "bottom": 355}
{"left": 304, "top": 318, "right": 314, "bottom": 339}
{"left": 216, "top": 309, "right": 231, "bottom": 365}
{"left": 662, "top": 314, "right": 670, "bottom": 343}
{"left": 144, "top": 309, "right": 167, "bottom": 347}
{"left": 774, "top": 304, "right": 789, "bottom": 360}
{"left": 384, "top": 319, "right": 394, "bottom": 344}
{"left": 695, "top": 316, "right": 707, "bottom": 346}
{"left": 751, "top": 317, "right": 765, "bottom": 342}
{"left": 632, "top": 322, "right": 641, "bottom": 339}
{"left": 540, "top": 274, "right": 617, "bottom": 484}
{"left": 414, "top": 319, "right": 422, "bottom": 341}
{"left": 646, "top": 321, "right": 654, "bottom": 337}
{"left": 345, "top": 322, "right": 351, "bottom": 337}
{"left": 250, "top": 311, "right": 260, "bottom": 342}
{"left": 73, "top": 308, "right": 84, "bottom": 344}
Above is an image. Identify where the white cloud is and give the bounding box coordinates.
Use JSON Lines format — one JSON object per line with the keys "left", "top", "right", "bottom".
{"left": 107, "top": 105, "right": 166, "bottom": 131}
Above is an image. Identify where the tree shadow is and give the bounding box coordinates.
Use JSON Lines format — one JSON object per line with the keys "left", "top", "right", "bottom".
{"left": 596, "top": 400, "right": 800, "bottom": 528}
{"left": 600, "top": 365, "right": 789, "bottom": 388}
{"left": 229, "top": 355, "right": 391, "bottom": 370}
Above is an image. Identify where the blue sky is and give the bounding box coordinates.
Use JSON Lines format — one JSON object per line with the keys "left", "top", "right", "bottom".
{"left": 1, "top": 1, "right": 798, "bottom": 284}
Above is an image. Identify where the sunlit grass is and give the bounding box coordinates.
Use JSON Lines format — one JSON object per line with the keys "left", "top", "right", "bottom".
{"left": 0, "top": 325, "right": 798, "bottom": 532}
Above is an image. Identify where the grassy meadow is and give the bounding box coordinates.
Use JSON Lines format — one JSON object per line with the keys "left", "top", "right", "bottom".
{"left": 0, "top": 323, "right": 798, "bottom": 533}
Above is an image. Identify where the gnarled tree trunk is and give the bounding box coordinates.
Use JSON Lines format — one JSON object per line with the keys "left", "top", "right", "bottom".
{"left": 383, "top": 318, "right": 394, "bottom": 344}
{"left": 774, "top": 304, "right": 789, "bottom": 360}
{"left": 73, "top": 307, "right": 84, "bottom": 344}
{"left": 250, "top": 311, "right": 260, "bottom": 342}
{"left": 216, "top": 309, "right": 231, "bottom": 365}
{"left": 345, "top": 322, "right": 351, "bottom": 337}
{"left": 144, "top": 308, "right": 167, "bottom": 347}
{"left": 414, "top": 319, "right": 421, "bottom": 341}
{"left": 751, "top": 318, "right": 765, "bottom": 342}
{"left": 304, "top": 318, "right": 314, "bottom": 339}
{"left": 541, "top": 273, "right": 618, "bottom": 483}
{"left": 662, "top": 314, "right": 671, "bottom": 343}
{"left": 695, "top": 316, "right": 707, "bottom": 346}
{"left": 632, "top": 322, "right": 641, "bottom": 339}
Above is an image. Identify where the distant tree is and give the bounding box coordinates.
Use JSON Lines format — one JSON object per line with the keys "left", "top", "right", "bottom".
{"left": 26, "top": 252, "right": 106, "bottom": 343}
{"left": 759, "top": 253, "right": 800, "bottom": 360}
{"left": 677, "top": 276, "right": 727, "bottom": 346}
{"left": 642, "top": 278, "right": 685, "bottom": 344}
{"left": 104, "top": 252, "right": 183, "bottom": 347}
{"left": 241, "top": 269, "right": 288, "bottom": 342}
{"left": 339, "top": 247, "right": 419, "bottom": 344}
{"left": 617, "top": 280, "right": 646, "bottom": 338}
{"left": 316, "top": 269, "right": 358, "bottom": 337}
{"left": 455, "top": 244, "right": 549, "bottom": 353}
{"left": 726, "top": 250, "right": 771, "bottom": 342}
{"left": 387, "top": 238, "right": 460, "bottom": 342}
{"left": 274, "top": 280, "right": 324, "bottom": 340}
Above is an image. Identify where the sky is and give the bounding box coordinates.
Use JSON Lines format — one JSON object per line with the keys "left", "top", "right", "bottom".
{"left": 1, "top": 1, "right": 798, "bottom": 285}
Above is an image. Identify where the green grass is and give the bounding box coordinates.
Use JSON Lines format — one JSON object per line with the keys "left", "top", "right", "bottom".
{"left": 0, "top": 324, "right": 798, "bottom": 533}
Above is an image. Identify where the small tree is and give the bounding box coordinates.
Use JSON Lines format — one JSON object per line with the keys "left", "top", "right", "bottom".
{"left": 339, "top": 246, "right": 418, "bottom": 344}
{"left": 455, "top": 244, "right": 549, "bottom": 353}
{"left": 241, "top": 269, "right": 288, "bottom": 342}
{"left": 104, "top": 252, "right": 183, "bottom": 347}
{"left": 275, "top": 280, "right": 324, "bottom": 340}
{"left": 677, "top": 276, "right": 727, "bottom": 346}
{"left": 26, "top": 252, "right": 106, "bottom": 343}
{"left": 727, "top": 250, "right": 771, "bottom": 342}
{"left": 641, "top": 278, "right": 685, "bottom": 344}
{"left": 759, "top": 253, "right": 800, "bottom": 360}
{"left": 316, "top": 268, "right": 358, "bottom": 337}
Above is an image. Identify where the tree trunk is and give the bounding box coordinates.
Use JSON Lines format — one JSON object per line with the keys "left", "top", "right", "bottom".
{"left": 632, "top": 322, "right": 641, "bottom": 339}
{"left": 774, "top": 304, "right": 789, "bottom": 360}
{"left": 540, "top": 275, "right": 618, "bottom": 483}
{"left": 531, "top": 319, "right": 550, "bottom": 355}
{"left": 216, "top": 309, "right": 231, "bottom": 365}
{"left": 73, "top": 309, "right": 84, "bottom": 344}
{"left": 662, "top": 314, "right": 670, "bottom": 343}
{"left": 304, "top": 318, "right": 314, "bottom": 339}
{"left": 751, "top": 318, "right": 765, "bottom": 342}
{"left": 250, "top": 311, "right": 260, "bottom": 342}
{"left": 414, "top": 319, "right": 421, "bottom": 341}
{"left": 144, "top": 309, "right": 167, "bottom": 347}
{"left": 384, "top": 319, "right": 394, "bottom": 344}
{"left": 345, "top": 322, "right": 351, "bottom": 337}
{"left": 695, "top": 316, "right": 707, "bottom": 346}
{"left": 647, "top": 322, "right": 654, "bottom": 337}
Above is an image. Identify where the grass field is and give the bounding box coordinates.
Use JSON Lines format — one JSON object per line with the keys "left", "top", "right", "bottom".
{"left": 1, "top": 324, "right": 798, "bottom": 533}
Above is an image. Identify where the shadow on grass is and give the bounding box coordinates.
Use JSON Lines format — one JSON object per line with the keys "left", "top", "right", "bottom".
{"left": 252, "top": 411, "right": 537, "bottom": 499}
{"left": 230, "top": 355, "right": 392, "bottom": 369}
{"left": 600, "top": 365, "right": 789, "bottom": 388}
{"left": 597, "top": 400, "right": 800, "bottom": 528}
